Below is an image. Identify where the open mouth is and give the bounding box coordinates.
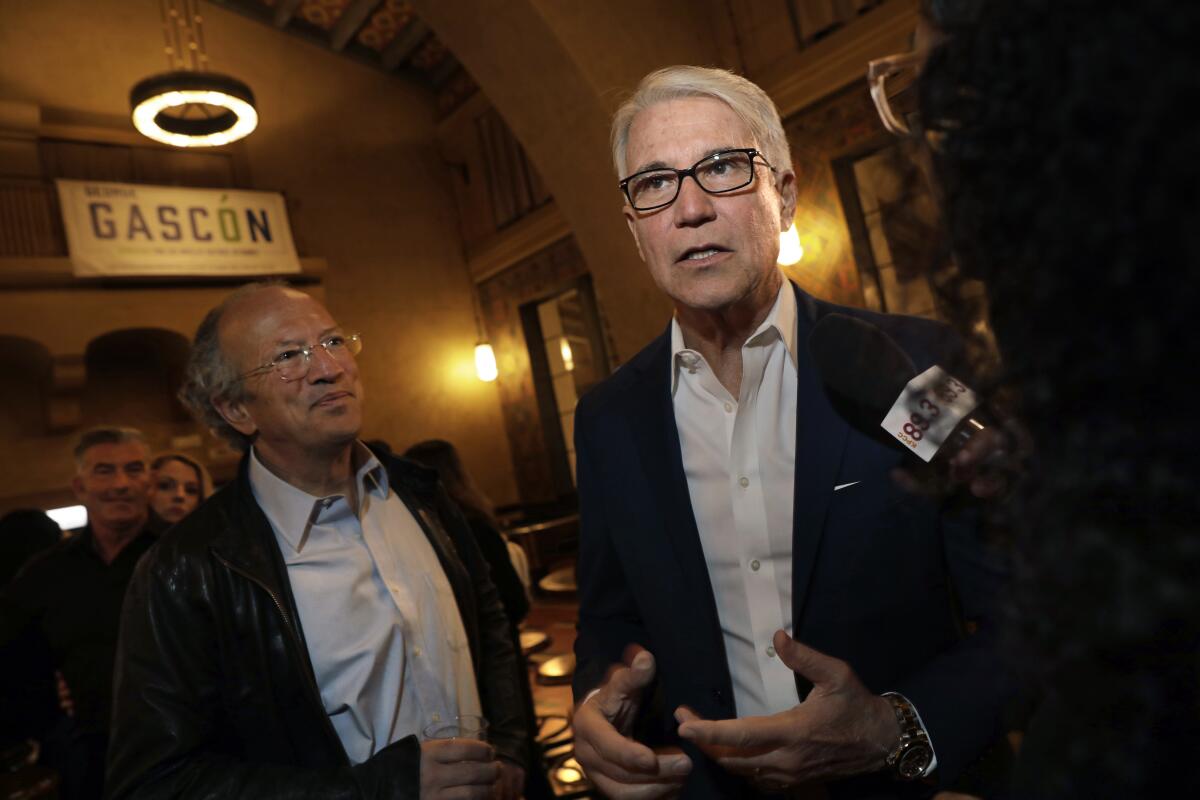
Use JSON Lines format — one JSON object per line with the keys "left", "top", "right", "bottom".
{"left": 676, "top": 245, "right": 729, "bottom": 264}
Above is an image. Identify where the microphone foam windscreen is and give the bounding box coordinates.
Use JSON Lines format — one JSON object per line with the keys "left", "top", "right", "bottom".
{"left": 808, "top": 313, "right": 917, "bottom": 416}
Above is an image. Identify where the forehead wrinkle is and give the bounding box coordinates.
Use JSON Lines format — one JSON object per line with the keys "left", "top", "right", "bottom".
{"left": 626, "top": 98, "right": 757, "bottom": 176}
{"left": 269, "top": 324, "right": 342, "bottom": 349}
{"left": 630, "top": 146, "right": 746, "bottom": 176}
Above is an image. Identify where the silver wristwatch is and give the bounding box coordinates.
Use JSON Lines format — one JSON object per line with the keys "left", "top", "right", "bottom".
{"left": 883, "top": 693, "right": 933, "bottom": 780}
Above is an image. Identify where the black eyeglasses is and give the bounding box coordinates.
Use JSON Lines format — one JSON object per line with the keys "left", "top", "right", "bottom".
{"left": 618, "top": 148, "right": 776, "bottom": 211}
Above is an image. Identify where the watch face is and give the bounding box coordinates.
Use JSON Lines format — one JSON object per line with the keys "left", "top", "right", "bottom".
{"left": 897, "top": 743, "right": 933, "bottom": 779}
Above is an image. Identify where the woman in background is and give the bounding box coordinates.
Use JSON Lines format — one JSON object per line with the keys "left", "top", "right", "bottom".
{"left": 149, "top": 453, "right": 212, "bottom": 526}
{"left": 402, "top": 439, "right": 553, "bottom": 799}
{"left": 402, "top": 439, "right": 529, "bottom": 627}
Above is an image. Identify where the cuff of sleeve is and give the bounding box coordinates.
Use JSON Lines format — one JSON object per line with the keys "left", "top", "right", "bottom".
{"left": 352, "top": 733, "right": 421, "bottom": 799}
{"left": 580, "top": 687, "right": 602, "bottom": 708}
{"left": 883, "top": 691, "right": 938, "bottom": 778}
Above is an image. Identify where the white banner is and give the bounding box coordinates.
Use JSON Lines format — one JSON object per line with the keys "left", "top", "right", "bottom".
{"left": 55, "top": 179, "right": 301, "bottom": 277}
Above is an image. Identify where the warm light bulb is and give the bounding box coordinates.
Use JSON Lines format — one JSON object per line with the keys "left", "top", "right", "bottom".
{"left": 474, "top": 343, "right": 498, "bottom": 382}
{"left": 560, "top": 337, "right": 575, "bottom": 372}
{"left": 778, "top": 223, "right": 804, "bottom": 265}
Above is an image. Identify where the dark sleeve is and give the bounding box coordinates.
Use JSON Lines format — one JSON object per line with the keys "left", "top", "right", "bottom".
{"left": 893, "top": 500, "right": 1015, "bottom": 786}
{"left": 465, "top": 514, "right": 529, "bottom": 627}
{"left": 106, "top": 551, "right": 421, "bottom": 800}
{"left": 571, "top": 405, "right": 654, "bottom": 702}
{"left": 0, "top": 556, "right": 46, "bottom": 646}
{"left": 874, "top": 318, "right": 1018, "bottom": 784}
{"left": 433, "top": 491, "right": 529, "bottom": 768}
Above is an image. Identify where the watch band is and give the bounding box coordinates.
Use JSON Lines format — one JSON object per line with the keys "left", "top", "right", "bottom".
{"left": 883, "top": 693, "right": 933, "bottom": 780}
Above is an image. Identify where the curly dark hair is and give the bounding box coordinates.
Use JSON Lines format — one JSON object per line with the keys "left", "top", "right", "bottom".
{"left": 920, "top": 0, "right": 1200, "bottom": 793}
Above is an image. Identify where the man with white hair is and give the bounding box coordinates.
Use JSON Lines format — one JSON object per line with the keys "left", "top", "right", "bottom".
{"left": 571, "top": 66, "right": 1010, "bottom": 798}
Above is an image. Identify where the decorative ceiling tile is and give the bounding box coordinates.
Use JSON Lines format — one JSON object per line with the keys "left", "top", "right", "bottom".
{"left": 357, "top": 0, "right": 415, "bottom": 52}
{"left": 298, "top": 0, "right": 351, "bottom": 31}
{"left": 410, "top": 37, "right": 447, "bottom": 71}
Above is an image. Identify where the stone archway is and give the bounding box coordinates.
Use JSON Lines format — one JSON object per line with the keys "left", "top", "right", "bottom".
{"left": 82, "top": 328, "right": 193, "bottom": 429}
{"left": 0, "top": 335, "right": 53, "bottom": 441}
{"left": 412, "top": 0, "right": 733, "bottom": 362}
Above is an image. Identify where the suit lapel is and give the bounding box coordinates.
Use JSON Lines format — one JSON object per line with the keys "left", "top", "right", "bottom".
{"left": 623, "top": 330, "right": 727, "bottom": 667}
{"left": 790, "top": 285, "right": 851, "bottom": 645}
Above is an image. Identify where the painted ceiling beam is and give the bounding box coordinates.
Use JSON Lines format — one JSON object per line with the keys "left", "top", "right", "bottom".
{"left": 381, "top": 18, "right": 430, "bottom": 70}
{"left": 331, "top": 0, "right": 383, "bottom": 51}
{"left": 273, "top": 0, "right": 304, "bottom": 28}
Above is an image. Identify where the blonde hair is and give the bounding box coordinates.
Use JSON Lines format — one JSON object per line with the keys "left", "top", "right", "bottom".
{"left": 151, "top": 452, "right": 214, "bottom": 500}
{"left": 611, "top": 65, "right": 792, "bottom": 178}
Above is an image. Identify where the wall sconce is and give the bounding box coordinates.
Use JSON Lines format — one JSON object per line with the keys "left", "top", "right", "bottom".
{"left": 778, "top": 223, "right": 804, "bottom": 266}
{"left": 474, "top": 342, "right": 498, "bottom": 382}
{"left": 559, "top": 337, "right": 575, "bottom": 372}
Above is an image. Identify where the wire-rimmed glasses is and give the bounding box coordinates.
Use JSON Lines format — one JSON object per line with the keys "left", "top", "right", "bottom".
{"left": 239, "top": 332, "right": 362, "bottom": 382}
{"left": 618, "top": 147, "right": 776, "bottom": 211}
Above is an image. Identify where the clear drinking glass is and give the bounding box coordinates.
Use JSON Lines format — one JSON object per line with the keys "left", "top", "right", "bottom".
{"left": 421, "top": 713, "right": 489, "bottom": 741}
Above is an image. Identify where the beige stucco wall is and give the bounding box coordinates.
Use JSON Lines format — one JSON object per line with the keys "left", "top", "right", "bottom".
{"left": 0, "top": 0, "right": 518, "bottom": 512}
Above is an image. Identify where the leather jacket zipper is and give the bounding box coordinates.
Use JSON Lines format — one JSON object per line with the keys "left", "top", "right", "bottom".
{"left": 212, "top": 551, "right": 350, "bottom": 765}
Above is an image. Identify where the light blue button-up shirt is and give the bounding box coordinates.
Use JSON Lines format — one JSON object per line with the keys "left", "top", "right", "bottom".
{"left": 248, "top": 443, "right": 481, "bottom": 764}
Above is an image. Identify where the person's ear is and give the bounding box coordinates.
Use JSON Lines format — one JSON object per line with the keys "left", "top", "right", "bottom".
{"left": 212, "top": 395, "right": 258, "bottom": 438}
{"left": 776, "top": 169, "right": 798, "bottom": 232}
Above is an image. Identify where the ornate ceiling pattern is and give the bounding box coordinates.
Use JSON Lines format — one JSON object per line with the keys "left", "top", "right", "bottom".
{"left": 215, "top": 0, "right": 477, "bottom": 116}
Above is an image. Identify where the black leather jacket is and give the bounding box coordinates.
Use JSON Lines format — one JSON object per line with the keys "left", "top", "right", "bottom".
{"left": 106, "top": 453, "right": 527, "bottom": 800}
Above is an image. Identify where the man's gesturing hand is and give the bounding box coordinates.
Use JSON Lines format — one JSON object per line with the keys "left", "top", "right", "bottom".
{"left": 573, "top": 646, "right": 692, "bottom": 798}
{"left": 419, "top": 739, "right": 499, "bottom": 799}
{"left": 676, "top": 631, "right": 899, "bottom": 791}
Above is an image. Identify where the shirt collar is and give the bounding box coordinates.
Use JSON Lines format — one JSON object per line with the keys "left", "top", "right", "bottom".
{"left": 669, "top": 277, "right": 799, "bottom": 395}
{"left": 248, "top": 441, "right": 388, "bottom": 553}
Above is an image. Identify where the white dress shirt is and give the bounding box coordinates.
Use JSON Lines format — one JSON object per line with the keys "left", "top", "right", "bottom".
{"left": 249, "top": 444, "right": 481, "bottom": 764}
{"left": 672, "top": 279, "right": 800, "bottom": 718}
{"left": 671, "top": 278, "right": 937, "bottom": 773}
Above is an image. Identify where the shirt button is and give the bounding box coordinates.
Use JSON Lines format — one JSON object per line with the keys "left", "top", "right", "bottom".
{"left": 413, "top": 646, "right": 422, "bottom": 657}
{"left": 724, "top": 402, "right": 733, "bottom": 413}
{"left": 750, "top": 559, "right": 761, "bottom": 571}
{"left": 766, "top": 645, "right": 776, "bottom": 658}
{"left": 739, "top": 476, "right": 749, "bottom": 488}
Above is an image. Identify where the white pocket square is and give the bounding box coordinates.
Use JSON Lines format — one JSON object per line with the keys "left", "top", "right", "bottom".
{"left": 833, "top": 481, "right": 861, "bottom": 491}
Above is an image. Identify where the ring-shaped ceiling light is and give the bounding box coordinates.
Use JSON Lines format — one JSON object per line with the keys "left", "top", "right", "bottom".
{"left": 131, "top": 71, "right": 257, "bottom": 148}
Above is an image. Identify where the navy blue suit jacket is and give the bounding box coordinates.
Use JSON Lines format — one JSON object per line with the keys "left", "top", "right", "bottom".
{"left": 572, "top": 283, "right": 1010, "bottom": 799}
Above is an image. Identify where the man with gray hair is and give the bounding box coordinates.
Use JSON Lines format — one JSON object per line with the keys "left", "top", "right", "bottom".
{"left": 571, "top": 66, "right": 1010, "bottom": 798}
{"left": 0, "top": 426, "right": 158, "bottom": 799}
{"left": 106, "top": 283, "right": 527, "bottom": 800}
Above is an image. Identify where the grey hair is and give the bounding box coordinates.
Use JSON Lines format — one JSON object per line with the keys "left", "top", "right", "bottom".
{"left": 74, "top": 426, "right": 148, "bottom": 469}
{"left": 178, "top": 280, "right": 287, "bottom": 451}
{"left": 611, "top": 65, "right": 792, "bottom": 180}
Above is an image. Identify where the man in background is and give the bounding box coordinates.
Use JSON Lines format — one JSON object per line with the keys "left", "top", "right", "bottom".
{"left": 0, "top": 427, "right": 157, "bottom": 799}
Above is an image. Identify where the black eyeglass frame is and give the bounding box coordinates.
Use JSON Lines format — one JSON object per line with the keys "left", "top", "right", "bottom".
{"left": 618, "top": 147, "right": 777, "bottom": 211}
{"left": 239, "top": 332, "right": 363, "bottom": 383}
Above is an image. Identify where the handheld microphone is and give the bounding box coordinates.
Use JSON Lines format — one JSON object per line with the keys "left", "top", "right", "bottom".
{"left": 808, "top": 313, "right": 993, "bottom": 464}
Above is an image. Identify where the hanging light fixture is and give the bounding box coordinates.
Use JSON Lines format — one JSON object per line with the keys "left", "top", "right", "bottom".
{"left": 130, "top": 1, "right": 258, "bottom": 148}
